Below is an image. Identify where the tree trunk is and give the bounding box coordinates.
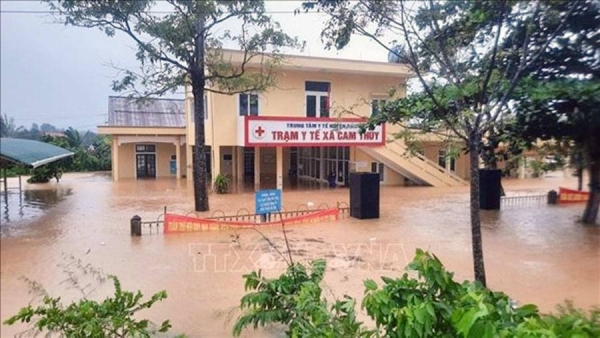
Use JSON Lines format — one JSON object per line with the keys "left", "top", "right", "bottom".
{"left": 191, "top": 14, "right": 209, "bottom": 212}
{"left": 469, "top": 132, "right": 487, "bottom": 286}
{"left": 582, "top": 130, "right": 599, "bottom": 225}
{"left": 582, "top": 160, "right": 599, "bottom": 225}
{"left": 574, "top": 147, "right": 584, "bottom": 191}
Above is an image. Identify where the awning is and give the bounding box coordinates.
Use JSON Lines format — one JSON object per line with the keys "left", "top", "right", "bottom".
{"left": 0, "top": 138, "right": 74, "bottom": 169}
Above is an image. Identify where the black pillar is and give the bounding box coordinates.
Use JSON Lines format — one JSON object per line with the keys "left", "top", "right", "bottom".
{"left": 349, "top": 172, "right": 380, "bottom": 219}
{"left": 479, "top": 169, "right": 502, "bottom": 210}
{"left": 130, "top": 215, "right": 142, "bottom": 236}
{"left": 547, "top": 190, "right": 559, "bottom": 205}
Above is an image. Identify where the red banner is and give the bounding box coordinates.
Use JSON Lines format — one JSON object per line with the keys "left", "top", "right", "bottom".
{"left": 558, "top": 187, "right": 590, "bottom": 204}
{"left": 164, "top": 208, "right": 340, "bottom": 234}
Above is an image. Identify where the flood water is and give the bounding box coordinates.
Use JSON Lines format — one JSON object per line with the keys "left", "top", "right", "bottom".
{"left": 1, "top": 172, "right": 599, "bottom": 337}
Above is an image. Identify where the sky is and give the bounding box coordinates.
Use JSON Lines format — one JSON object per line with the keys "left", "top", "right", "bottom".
{"left": 1, "top": 1, "right": 394, "bottom": 132}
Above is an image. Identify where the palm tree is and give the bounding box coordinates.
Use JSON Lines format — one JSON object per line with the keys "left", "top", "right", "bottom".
{"left": 64, "top": 127, "right": 82, "bottom": 149}
{"left": 0, "top": 114, "right": 17, "bottom": 137}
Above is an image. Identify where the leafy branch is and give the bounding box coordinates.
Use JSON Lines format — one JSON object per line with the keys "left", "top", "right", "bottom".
{"left": 4, "top": 255, "right": 171, "bottom": 337}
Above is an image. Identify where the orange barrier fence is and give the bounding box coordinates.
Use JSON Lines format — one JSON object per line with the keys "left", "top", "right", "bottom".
{"left": 164, "top": 208, "right": 339, "bottom": 234}
{"left": 558, "top": 187, "right": 590, "bottom": 204}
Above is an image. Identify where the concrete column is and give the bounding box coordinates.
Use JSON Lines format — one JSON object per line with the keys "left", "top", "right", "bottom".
{"left": 231, "top": 146, "right": 237, "bottom": 182}
{"left": 254, "top": 147, "right": 261, "bottom": 191}
{"left": 236, "top": 147, "right": 244, "bottom": 182}
{"left": 213, "top": 146, "right": 221, "bottom": 185}
{"left": 319, "top": 147, "right": 324, "bottom": 180}
{"left": 186, "top": 145, "right": 193, "bottom": 181}
{"left": 175, "top": 137, "right": 181, "bottom": 179}
{"left": 112, "top": 136, "right": 119, "bottom": 181}
{"left": 276, "top": 146, "right": 283, "bottom": 190}
{"left": 2, "top": 168, "right": 7, "bottom": 194}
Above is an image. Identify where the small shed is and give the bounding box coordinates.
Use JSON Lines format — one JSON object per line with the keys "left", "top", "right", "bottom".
{"left": 0, "top": 137, "right": 74, "bottom": 193}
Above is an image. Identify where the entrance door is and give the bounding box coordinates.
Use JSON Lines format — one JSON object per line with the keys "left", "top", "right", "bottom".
{"left": 136, "top": 154, "right": 156, "bottom": 178}
{"left": 243, "top": 147, "right": 255, "bottom": 183}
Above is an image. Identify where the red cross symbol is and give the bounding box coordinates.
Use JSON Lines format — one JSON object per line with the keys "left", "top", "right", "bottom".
{"left": 254, "top": 126, "right": 265, "bottom": 138}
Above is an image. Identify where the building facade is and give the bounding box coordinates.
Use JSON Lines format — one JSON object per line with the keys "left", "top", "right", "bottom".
{"left": 98, "top": 51, "right": 469, "bottom": 189}
{"left": 98, "top": 97, "right": 187, "bottom": 181}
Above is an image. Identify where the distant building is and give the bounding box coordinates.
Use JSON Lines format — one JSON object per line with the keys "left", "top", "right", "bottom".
{"left": 98, "top": 51, "right": 468, "bottom": 189}
{"left": 42, "top": 131, "right": 66, "bottom": 138}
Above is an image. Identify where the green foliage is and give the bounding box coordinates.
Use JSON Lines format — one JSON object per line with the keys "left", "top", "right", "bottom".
{"left": 530, "top": 302, "right": 600, "bottom": 337}
{"left": 528, "top": 159, "right": 546, "bottom": 178}
{"left": 47, "top": 0, "right": 303, "bottom": 211}
{"left": 512, "top": 79, "right": 600, "bottom": 148}
{"left": 235, "top": 249, "right": 600, "bottom": 337}
{"left": 363, "top": 249, "right": 541, "bottom": 337}
{"left": 214, "top": 173, "right": 230, "bottom": 194}
{"left": 0, "top": 113, "right": 13, "bottom": 137}
{"left": 64, "top": 126, "right": 83, "bottom": 149}
{"left": 1, "top": 122, "right": 111, "bottom": 181}
{"left": 305, "top": 0, "right": 581, "bottom": 140}
{"left": 27, "top": 162, "right": 63, "bottom": 183}
{"left": 305, "top": 0, "right": 586, "bottom": 285}
{"left": 512, "top": 78, "right": 600, "bottom": 223}
{"left": 0, "top": 116, "right": 42, "bottom": 140}
{"left": 40, "top": 132, "right": 112, "bottom": 173}
{"left": 47, "top": 0, "right": 302, "bottom": 97}
{"left": 234, "top": 259, "right": 369, "bottom": 337}
{"left": 3, "top": 275, "right": 171, "bottom": 337}
{"left": 1, "top": 165, "right": 30, "bottom": 178}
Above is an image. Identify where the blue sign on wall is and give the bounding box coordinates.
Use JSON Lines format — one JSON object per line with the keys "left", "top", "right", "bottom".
{"left": 255, "top": 189, "right": 282, "bottom": 215}
{"left": 169, "top": 160, "right": 176, "bottom": 175}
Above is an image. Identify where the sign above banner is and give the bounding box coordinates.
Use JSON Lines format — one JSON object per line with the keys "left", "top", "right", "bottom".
{"left": 245, "top": 116, "right": 385, "bottom": 147}
{"left": 255, "top": 189, "right": 282, "bottom": 215}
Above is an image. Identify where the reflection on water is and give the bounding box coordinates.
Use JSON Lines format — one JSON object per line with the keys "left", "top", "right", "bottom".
{"left": 0, "top": 187, "right": 73, "bottom": 237}
{"left": 0, "top": 172, "right": 598, "bottom": 337}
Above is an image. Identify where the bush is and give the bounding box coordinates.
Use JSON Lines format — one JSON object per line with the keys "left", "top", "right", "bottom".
{"left": 1, "top": 166, "right": 30, "bottom": 178}
{"left": 234, "top": 259, "right": 370, "bottom": 337}
{"left": 27, "top": 163, "right": 63, "bottom": 183}
{"left": 518, "top": 302, "right": 600, "bottom": 337}
{"left": 214, "top": 174, "right": 230, "bottom": 194}
{"left": 362, "top": 249, "right": 540, "bottom": 337}
{"left": 3, "top": 275, "right": 171, "bottom": 337}
{"left": 235, "top": 249, "right": 600, "bottom": 337}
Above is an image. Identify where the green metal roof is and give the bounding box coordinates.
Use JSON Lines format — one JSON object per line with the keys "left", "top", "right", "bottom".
{"left": 0, "top": 138, "right": 74, "bottom": 168}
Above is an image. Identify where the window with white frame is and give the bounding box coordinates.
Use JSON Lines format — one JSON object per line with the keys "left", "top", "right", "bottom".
{"left": 371, "top": 98, "right": 387, "bottom": 116}
{"left": 305, "top": 81, "right": 330, "bottom": 118}
{"left": 371, "top": 162, "right": 384, "bottom": 181}
{"left": 136, "top": 144, "right": 156, "bottom": 153}
{"left": 438, "top": 149, "right": 456, "bottom": 172}
{"left": 239, "top": 93, "right": 259, "bottom": 116}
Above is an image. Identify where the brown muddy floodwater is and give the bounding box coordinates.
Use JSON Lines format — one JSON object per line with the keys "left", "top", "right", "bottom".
{"left": 1, "top": 172, "right": 599, "bottom": 337}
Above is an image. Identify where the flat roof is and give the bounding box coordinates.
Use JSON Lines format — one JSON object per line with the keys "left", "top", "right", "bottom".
{"left": 218, "top": 49, "right": 412, "bottom": 77}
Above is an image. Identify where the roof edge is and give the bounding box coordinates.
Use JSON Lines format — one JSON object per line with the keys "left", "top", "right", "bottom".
{"left": 108, "top": 95, "right": 185, "bottom": 102}
{"left": 97, "top": 125, "right": 186, "bottom": 129}
{"left": 30, "top": 152, "right": 75, "bottom": 169}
